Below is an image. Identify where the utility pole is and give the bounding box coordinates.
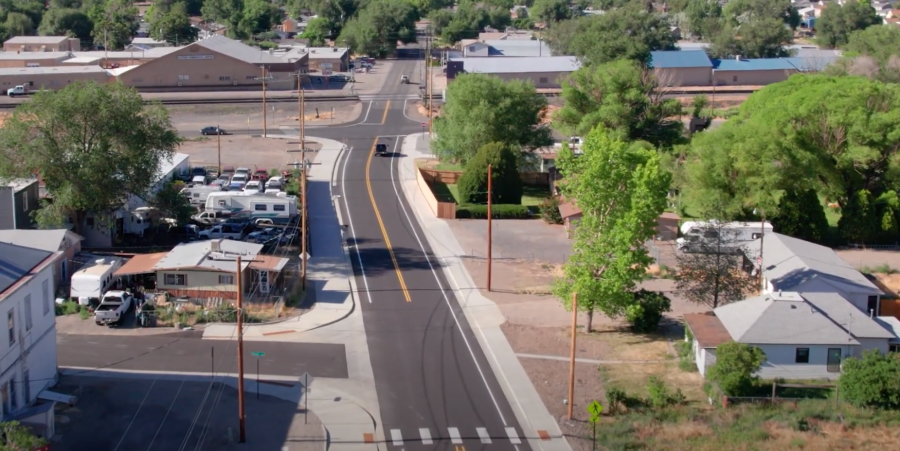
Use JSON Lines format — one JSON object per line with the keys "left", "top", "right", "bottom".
{"left": 217, "top": 124, "right": 222, "bottom": 174}
{"left": 300, "top": 76, "right": 306, "bottom": 151}
{"left": 567, "top": 292, "right": 577, "bottom": 420}
{"left": 428, "top": 27, "right": 434, "bottom": 138}
{"left": 301, "top": 150, "right": 308, "bottom": 290}
{"left": 262, "top": 67, "right": 267, "bottom": 137}
{"left": 487, "top": 164, "right": 492, "bottom": 292}
{"left": 758, "top": 210, "right": 766, "bottom": 294}
{"left": 236, "top": 256, "right": 246, "bottom": 443}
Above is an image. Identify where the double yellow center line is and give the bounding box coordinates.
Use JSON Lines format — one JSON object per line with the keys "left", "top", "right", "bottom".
{"left": 365, "top": 103, "right": 411, "bottom": 302}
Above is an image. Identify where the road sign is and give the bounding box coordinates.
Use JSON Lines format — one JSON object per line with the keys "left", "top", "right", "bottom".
{"left": 251, "top": 351, "right": 265, "bottom": 357}
{"left": 587, "top": 400, "right": 603, "bottom": 422}
{"left": 421, "top": 122, "right": 426, "bottom": 128}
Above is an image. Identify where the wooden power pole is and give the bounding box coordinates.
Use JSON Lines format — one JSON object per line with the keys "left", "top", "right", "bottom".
{"left": 217, "top": 124, "right": 222, "bottom": 174}
{"left": 428, "top": 27, "right": 434, "bottom": 137}
{"left": 300, "top": 75, "right": 306, "bottom": 150}
{"left": 301, "top": 149, "right": 308, "bottom": 290}
{"left": 487, "top": 164, "right": 492, "bottom": 292}
{"left": 236, "top": 256, "right": 246, "bottom": 443}
{"left": 568, "top": 292, "right": 577, "bottom": 420}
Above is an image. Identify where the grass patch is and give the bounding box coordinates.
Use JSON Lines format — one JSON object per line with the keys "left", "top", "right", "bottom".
{"left": 860, "top": 263, "right": 899, "bottom": 275}
{"left": 521, "top": 185, "right": 551, "bottom": 207}
{"left": 600, "top": 362, "right": 705, "bottom": 405}
{"left": 435, "top": 162, "right": 464, "bottom": 171}
{"left": 589, "top": 327, "right": 674, "bottom": 361}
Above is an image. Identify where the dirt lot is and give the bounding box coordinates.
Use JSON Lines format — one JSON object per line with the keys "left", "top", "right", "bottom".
{"left": 53, "top": 376, "right": 323, "bottom": 451}
{"left": 177, "top": 135, "right": 322, "bottom": 170}
{"left": 167, "top": 101, "right": 362, "bottom": 132}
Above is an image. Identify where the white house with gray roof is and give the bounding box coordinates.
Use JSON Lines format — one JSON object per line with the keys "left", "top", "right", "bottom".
{"left": 446, "top": 56, "right": 580, "bottom": 89}
{"left": 684, "top": 291, "right": 898, "bottom": 380}
{"left": 743, "top": 233, "right": 883, "bottom": 315}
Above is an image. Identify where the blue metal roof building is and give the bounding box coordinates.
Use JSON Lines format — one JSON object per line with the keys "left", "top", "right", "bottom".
{"left": 650, "top": 50, "right": 713, "bottom": 68}
{"left": 712, "top": 58, "right": 798, "bottom": 71}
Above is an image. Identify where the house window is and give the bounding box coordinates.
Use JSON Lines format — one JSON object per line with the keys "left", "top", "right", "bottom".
{"left": 795, "top": 348, "right": 810, "bottom": 363}
{"left": 9, "top": 377, "right": 16, "bottom": 411}
{"left": 219, "top": 76, "right": 231, "bottom": 81}
{"left": 273, "top": 204, "right": 285, "bottom": 211}
{"left": 42, "top": 280, "right": 49, "bottom": 316}
{"left": 219, "top": 275, "right": 234, "bottom": 284}
{"left": 218, "top": 200, "right": 227, "bottom": 206}
{"left": 178, "top": 75, "right": 189, "bottom": 80}
{"left": 23, "top": 295, "right": 32, "bottom": 332}
{"left": 0, "top": 381, "right": 7, "bottom": 417}
{"left": 164, "top": 274, "right": 187, "bottom": 286}
{"left": 890, "top": 344, "right": 899, "bottom": 353}
{"left": 732, "top": 75, "right": 738, "bottom": 83}
{"left": 254, "top": 204, "right": 268, "bottom": 211}
{"left": 539, "top": 77, "right": 548, "bottom": 84}
{"left": 22, "top": 370, "right": 28, "bottom": 405}
{"left": 246, "top": 75, "right": 255, "bottom": 80}
{"left": 867, "top": 296, "right": 879, "bottom": 315}
{"left": 7, "top": 310, "right": 14, "bottom": 346}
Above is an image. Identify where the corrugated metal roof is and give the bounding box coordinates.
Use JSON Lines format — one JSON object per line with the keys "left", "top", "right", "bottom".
{"left": 156, "top": 239, "right": 264, "bottom": 272}
{"left": 481, "top": 39, "right": 552, "bottom": 57}
{"left": 0, "top": 52, "right": 70, "bottom": 60}
{"left": 0, "top": 242, "right": 53, "bottom": 295}
{"left": 713, "top": 58, "right": 797, "bottom": 71}
{"left": 195, "top": 35, "right": 305, "bottom": 64}
{"left": 650, "top": 50, "right": 712, "bottom": 68}
{"left": 0, "top": 229, "right": 79, "bottom": 254}
{"left": 0, "top": 66, "right": 107, "bottom": 76}
{"left": 453, "top": 56, "right": 580, "bottom": 74}
{"left": 5, "top": 36, "right": 69, "bottom": 44}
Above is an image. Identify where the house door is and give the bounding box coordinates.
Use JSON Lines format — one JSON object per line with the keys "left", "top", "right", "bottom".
{"left": 827, "top": 348, "right": 842, "bottom": 373}
{"left": 867, "top": 296, "right": 879, "bottom": 315}
{"left": 258, "top": 270, "right": 269, "bottom": 294}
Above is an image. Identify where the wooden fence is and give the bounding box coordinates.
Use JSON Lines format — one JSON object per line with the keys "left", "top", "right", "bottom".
{"left": 881, "top": 298, "right": 900, "bottom": 320}
{"left": 415, "top": 166, "right": 456, "bottom": 219}
{"left": 418, "top": 168, "right": 550, "bottom": 187}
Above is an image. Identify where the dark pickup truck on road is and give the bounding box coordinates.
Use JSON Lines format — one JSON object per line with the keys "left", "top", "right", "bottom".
{"left": 375, "top": 144, "right": 388, "bottom": 156}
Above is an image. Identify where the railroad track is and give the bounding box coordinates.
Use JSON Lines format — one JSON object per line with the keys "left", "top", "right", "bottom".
{"left": 0, "top": 95, "right": 361, "bottom": 109}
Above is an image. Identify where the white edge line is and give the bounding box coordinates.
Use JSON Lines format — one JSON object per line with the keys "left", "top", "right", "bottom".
{"left": 341, "top": 145, "right": 373, "bottom": 304}
{"left": 362, "top": 101, "right": 373, "bottom": 123}
{"left": 389, "top": 136, "right": 514, "bottom": 430}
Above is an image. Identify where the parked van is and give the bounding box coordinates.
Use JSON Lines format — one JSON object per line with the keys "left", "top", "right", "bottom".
{"left": 677, "top": 221, "right": 773, "bottom": 253}
{"left": 70, "top": 258, "right": 123, "bottom": 306}
{"left": 181, "top": 184, "right": 223, "bottom": 206}
{"left": 204, "top": 192, "right": 298, "bottom": 223}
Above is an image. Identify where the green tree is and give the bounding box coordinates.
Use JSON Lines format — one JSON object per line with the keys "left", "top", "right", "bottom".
{"left": 839, "top": 189, "right": 879, "bottom": 244}
{"left": 708, "top": 17, "right": 793, "bottom": 58}
{"left": 843, "top": 25, "right": 900, "bottom": 63}
{"left": 38, "top": 8, "right": 93, "bottom": 41}
{"left": 707, "top": 342, "right": 766, "bottom": 396}
{"left": 685, "top": 0, "right": 722, "bottom": 39}
{"left": 555, "top": 60, "right": 685, "bottom": 148}
{"left": 457, "top": 142, "right": 523, "bottom": 205}
{"left": 0, "top": 0, "right": 44, "bottom": 30}
{"left": 0, "top": 421, "right": 48, "bottom": 450}
{"left": 530, "top": 0, "right": 572, "bottom": 23}
{"left": 300, "top": 16, "right": 331, "bottom": 46}
{"left": 4, "top": 12, "right": 34, "bottom": 36}
{"left": 772, "top": 189, "right": 829, "bottom": 244}
{"left": 0, "top": 82, "right": 181, "bottom": 233}
{"left": 433, "top": 73, "right": 551, "bottom": 164}
{"left": 150, "top": 1, "right": 198, "bottom": 45}
{"left": 545, "top": 6, "right": 677, "bottom": 65}
{"left": 437, "top": 1, "right": 511, "bottom": 44}
{"left": 553, "top": 127, "right": 671, "bottom": 331}
{"left": 238, "top": 0, "right": 284, "bottom": 38}
{"left": 625, "top": 290, "right": 671, "bottom": 333}
{"left": 149, "top": 182, "right": 194, "bottom": 225}
{"left": 722, "top": 0, "right": 800, "bottom": 29}
{"left": 879, "top": 207, "right": 899, "bottom": 244}
{"left": 201, "top": 0, "right": 244, "bottom": 39}
{"left": 816, "top": 0, "right": 881, "bottom": 49}
{"left": 838, "top": 350, "right": 900, "bottom": 409}
{"left": 338, "top": 0, "right": 418, "bottom": 57}
{"left": 89, "top": 0, "right": 139, "bottom": 49}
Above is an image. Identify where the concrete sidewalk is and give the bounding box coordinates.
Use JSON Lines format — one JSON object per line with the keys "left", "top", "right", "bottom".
{"left": 397, "top": 133, "right": 573, "bottom": 451}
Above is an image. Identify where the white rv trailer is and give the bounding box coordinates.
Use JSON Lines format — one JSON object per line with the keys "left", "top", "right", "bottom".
{"left": 181, "top": 184, "right": 222, "bottom": 206}
{"left": 204, "top": 191, "right": 298, "bottom": 223}
{"left": 677, "top": 220, "right": 774, "bottom": 253}
{"left": 70, "top": 257, "right": 123, "bottom": 305}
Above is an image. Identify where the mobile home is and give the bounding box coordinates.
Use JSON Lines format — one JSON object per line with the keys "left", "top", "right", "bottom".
{"left": 677, "top": 220, "right": 774, "bottom": 253}
{"left": 204, "top": 192, "right": 298, "bottom": 223}
{"left": 70, "top": 257, "right": 123, "bottom": 305}
{"left": 181, "top": 184, "right": 222, "bottom": 206}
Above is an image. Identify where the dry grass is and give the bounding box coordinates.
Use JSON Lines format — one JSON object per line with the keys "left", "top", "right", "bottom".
{"left": 600, "top": 361, "right": 704, "bottom": 402}
{"left": 589, "top": 326, "right": 674, "bottom": 361}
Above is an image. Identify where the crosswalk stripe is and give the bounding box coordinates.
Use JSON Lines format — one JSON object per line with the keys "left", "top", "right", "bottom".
{"left": 448, "top": 427, "right": 462, "bottom": 444}
{"left": 476, "top": 427, "right": 492, "bottom": 444}
{"left": 390, "top": 429, "right": 403, "bottom": 446}
{"left": 419, "top": 428, "right": 433, "bottom": 445}
{"left": 505, "top": 427, "right": 521, "bottom": 444}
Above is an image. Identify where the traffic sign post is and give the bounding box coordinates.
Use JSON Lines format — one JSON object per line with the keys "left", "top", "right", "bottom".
{"left": 252, "top": 352, "right": 264, "bottom": 399}
{"left": 587, "top": 401, "right": 602, "bottom": 451}
{"left": 301, "top": 372, "right": 314, "bottom": 424}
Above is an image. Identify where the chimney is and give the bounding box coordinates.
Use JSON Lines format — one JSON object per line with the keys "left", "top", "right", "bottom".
{"left": 870, "top": 309, "right": 874, "bottom": 318}
{"left": 211, "top": 239, "right": 222, "bottom": 252}
{"left": 735, "top": 55, "right": 741, "bottom": 61}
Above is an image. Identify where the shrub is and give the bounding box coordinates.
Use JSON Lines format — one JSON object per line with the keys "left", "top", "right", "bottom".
{"left": 707, "top": 342, "right": 767, "bottom": 397}
{"left": 772, "top": 189, "right": 829, "bottom": 244}
{"left": 539, "top": 196, "right": 563, "bottom": 224}
{"left": 838, "top": 350, "right": 900, "bottom": 409}
{"left": 457, "top": 142, "right": 523, "bottom": 205}
{"left": 455, "top": 204, "right": 531, "bottom": 219}
{"left": 78, "top": 308, "right": 92, "bottom": 320}
{"left": 675, "top": 341, "right": 697, "bottom": 372}
{"left": 605, "top": 387, "right": 626, "bottom": 415}
{"left": 56, "top": 301, "right": 81, "bottom": 316}
{"left": 625, "top": 290, "right": 671, "bottom": 333}
{"left": 646, "top": 376, "right": 686, "bottom": 408}
{"left": 839, "top": 189, "right": 879, "bottom": 244}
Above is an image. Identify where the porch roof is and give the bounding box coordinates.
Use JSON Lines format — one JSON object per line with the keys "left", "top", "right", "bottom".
{"left": 249, "top": 255, "right": 289, "bottom": 272}
{"left": 115, "top": 252, "right": 168, "bottom": 276}
{"left": 683, "top": 312, "right": 733, "bottom": 349}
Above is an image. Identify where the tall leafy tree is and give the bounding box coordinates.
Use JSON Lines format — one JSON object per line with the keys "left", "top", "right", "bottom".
{"left": 300, "top": 16, "right": 331, "bottom": 46}
{"left": 238, "top": 0, "right": 284, "bottom": 38}
{"left": 457, "top": 142, "right": 523, "bottom": 205}
{"left": 722, "top": 0, "right": 799, "bottom": 29}
{"left": 708, "top": 17, "right": 793, "bottom": 58}
{"left": 685, "top": 0, "right": 722, "bottom": 39}
{"left": 816, "top": 0, "right": 881, "bottom": 49}
{"left": 149, "top": 182, "right": 194, "bottom": 225}
{"left": 433, "top": 73, "right": 552, "bottom": 164}
{"left": 553, "top": 127, "right": 671, "bottom": 331}
{"left": 89, "top": 0, "right": 139, "bottom": 50}
{"left": 530, "top": 0, "right": 573, "bottom": 23}
{"left": 150, "top": 1, "right": 198, "bottom": 45}
{"left": 338, "top": 0, "right": 418, "bottom": 57}
{"left": 772, "top": 189, "right": 829, "bottom": 243}
{"left": 555, "top": 60, "right": 685, "bottom": 148}
{"left": 839, "top": 189, "right": 879, "bottom": 244}
{"left": 0, "top": 82, "right": 181, "bottom": 232}
{"left": 201, "top": 0, "right": 244, "bottom": 39}
{"left": 843, "top": 25, "right": 900, "bottom": 62}
{"left": 38, "top": 8, "right": 93, "bottom": 41}
{"left": 4, "top": 12, "right": 34, "bottom": 37}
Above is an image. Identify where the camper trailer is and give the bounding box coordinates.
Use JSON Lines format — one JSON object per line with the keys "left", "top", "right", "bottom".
{"left": 70, "top": 258, "right": 123, "bottom": 306}
{"left": 181, "top": 184, "right": 223, "bottom": 206}
{"left": 204, "top": 192, "right": 298, "bottom": 223}
{"left": 677, "top": 220, "right": 774, "bottom": 253}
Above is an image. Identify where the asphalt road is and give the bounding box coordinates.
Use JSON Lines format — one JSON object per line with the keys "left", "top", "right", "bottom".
{"left": 58, "top": 332, "right": 349, "bottom": 379}
{"left": 310, "top": 60, "right": 531, "bottom": 450}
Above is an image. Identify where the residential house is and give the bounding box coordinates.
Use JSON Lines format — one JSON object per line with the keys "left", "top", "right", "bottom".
{"left": 3, "top": 36, "right": 80, "bottom": 52}
{"left": 79, "top": 153, "right": 190, "bottom": 248}
{"left": 129, "top": 37, "right": 169, "bottom": 49}
{"left": 875, "top": 316, "right": 900, "bottom": 353}
{"left": 446, "top": 56, "right": 579, "bottom": 89}
{"left": 556, "top": 202, "right": 680, "bottom": 241}
{"left": 452, "top": 39, "right": 551, "bottom": 58}
{"left": 683, "top": 291, "right": 898, "bottom": 380}
{"left": 0, "top": 179, "right": 40, "bottom": 230}
{"left": 0, "top": 229, "right": 83, "bottom": 291}
{"left": 114, "top": 239, "right": 290, "bottom": 301}
{"left": 743, "top": 233, "right": 884, "bottom": 315}
{"left": 0, "top": 242, "right": 59, "bottom": 430}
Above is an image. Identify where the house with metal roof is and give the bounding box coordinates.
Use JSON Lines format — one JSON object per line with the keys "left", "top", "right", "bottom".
{"left": 683, "top": 291, "right": 898, "bottom": 380}
{"left": 115, "top": 239, "right": 290, "bottom": 302}
{"left": 743, "top": 233, "right": 884, "bottom": 316}
{"left": 447, "top": 56, "right": 580, "bottom": 89}
{"left": 650, "top": 50, "right": 713, "bottom": 86}
{"left": 0, "top": 229, "right": 83, "bottom": 289}
{"left": 712, "top": 57, "right": 799, "bottom": 86}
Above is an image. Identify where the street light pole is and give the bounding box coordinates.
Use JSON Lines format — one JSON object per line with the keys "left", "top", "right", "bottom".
{"left": 236, "top": 256, "right": 246, "bottom": 443}
{"left": 487, "top": 164, "right": 492, "bottom": 292}
{"left": 262, "top": 67, "right": 268, "bottom": 137}
{"left": 301, "top": 150, "right": 308, "bottom": 290}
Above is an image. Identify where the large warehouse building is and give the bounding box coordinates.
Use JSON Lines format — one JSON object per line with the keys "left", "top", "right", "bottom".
{"left": 0, "top": 66, "right": 108, "bottom": 91}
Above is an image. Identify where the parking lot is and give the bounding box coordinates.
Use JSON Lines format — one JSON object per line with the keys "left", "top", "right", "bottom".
{"left": 53, "top": 376, "right": 324, "bottom": 451}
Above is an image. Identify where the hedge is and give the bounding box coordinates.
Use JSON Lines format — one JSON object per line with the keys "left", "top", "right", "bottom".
{"left": 456, "top": 204, "right": 533, "bottom": 219}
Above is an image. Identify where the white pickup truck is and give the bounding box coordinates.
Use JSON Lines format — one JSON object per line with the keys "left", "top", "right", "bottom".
{"left": 198, "top": 223, "right": 244, "bottom": 240}
{"left": 94, "top": 291, "right": 133, "bottom": 326}
{"left": 7, "top": 85, "right": 29, "bottom": 97}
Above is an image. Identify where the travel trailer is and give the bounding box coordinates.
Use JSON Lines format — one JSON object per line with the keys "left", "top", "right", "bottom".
{"left": 204, "top": 192, "right": 298, "bottom": 223}
{"left": 181, "top": 184, "right": 223, "bottom": 206}
{"left": 70, "top": 257, "right": 123, "bottom": 306}
{"left": 677, "top": 221, "right": 774, "bottom": 253}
